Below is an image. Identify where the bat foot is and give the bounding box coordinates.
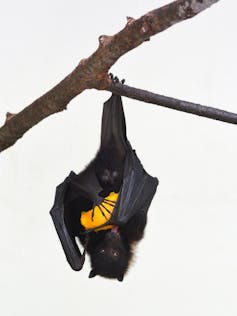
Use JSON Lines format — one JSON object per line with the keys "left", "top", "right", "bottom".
{"left": 109, "top": 73, "right": 125, "bottom": 85}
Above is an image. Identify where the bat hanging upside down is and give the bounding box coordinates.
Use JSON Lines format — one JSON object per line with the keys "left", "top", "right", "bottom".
{"left": 50, "top": 92, "right": 158, "bottom": 281}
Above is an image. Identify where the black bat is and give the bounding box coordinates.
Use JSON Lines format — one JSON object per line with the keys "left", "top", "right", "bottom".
{"left": 50, "top": 93, "right": 158, "bottom": 281}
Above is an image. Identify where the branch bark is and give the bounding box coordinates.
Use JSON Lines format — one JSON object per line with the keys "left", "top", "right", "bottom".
{"left": 0, "top": 0, "right": 220, "bottom": 152}
{"left": 109, "top": 84, "right": 237, "bottom": 125}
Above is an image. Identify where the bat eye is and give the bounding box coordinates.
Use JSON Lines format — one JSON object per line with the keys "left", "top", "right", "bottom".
{"left": 112, "top": 250, "right": 119, "bottom": 257}
{"left": 101, "top": 174, "right": 109, "bottom": 182}
{"left": 101, "top": 169, "right": 110, "bottom": 182}
{"left": 112, "top": 171, "right": 118, "bottom": 179}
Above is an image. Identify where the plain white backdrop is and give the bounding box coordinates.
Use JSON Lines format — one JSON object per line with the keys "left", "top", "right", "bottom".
{"left": 0, "top": 1, "right": 237, "bottom": 315}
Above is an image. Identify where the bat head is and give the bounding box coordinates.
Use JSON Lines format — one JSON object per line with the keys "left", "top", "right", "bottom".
{"left": 88, "top": 230, "right": 130, "bottom": 281}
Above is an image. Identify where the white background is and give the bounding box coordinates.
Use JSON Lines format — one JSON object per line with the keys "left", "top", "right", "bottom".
{"left": 0, "top": 1, "right": 237, "bottom": 315}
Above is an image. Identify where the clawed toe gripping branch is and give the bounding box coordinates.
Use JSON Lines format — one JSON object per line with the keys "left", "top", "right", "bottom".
{"left": 1, "top": 0, "right": 233, "bottom": 153}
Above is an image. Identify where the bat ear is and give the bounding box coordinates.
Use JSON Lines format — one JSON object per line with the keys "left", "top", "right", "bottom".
{"left": 88, "top": 270, "right": 97, "bottom": 278}
{"left": 117, "top": 275, "right": 124, "bottom": 282}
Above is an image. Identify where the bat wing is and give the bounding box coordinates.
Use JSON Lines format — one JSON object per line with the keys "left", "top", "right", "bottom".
{"left": 99, "top": 94, "right": 158, "bottom": 224}
{"left": 110, "top": 143, "right": 159, "bottom": 225}
{"left": 50, "top": 172, "right": 85, "bottom": 271}
{"left": 100, "top": 93, "right": 127, "bottom": 159}
{"left": 69, "top": 164, "right": 103, "bottom": 203}
{"left": 50, "top": 169, "right": 103, "bottom": 271}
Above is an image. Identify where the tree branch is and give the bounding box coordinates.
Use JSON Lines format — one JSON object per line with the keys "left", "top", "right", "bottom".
{"left": 109, "top": 83, "right": 237, "bottom": 125}
{"left": 0, "top": 0, "right": 220, "bottom": 152}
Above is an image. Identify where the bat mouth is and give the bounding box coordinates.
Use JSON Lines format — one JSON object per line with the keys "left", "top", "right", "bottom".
{"left": 111, "top": 225, "right": 119, "bottom": 234}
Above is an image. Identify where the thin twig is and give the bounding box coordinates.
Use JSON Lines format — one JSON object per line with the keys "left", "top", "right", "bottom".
{"left": 109, "top": 83, "right": 237, "bottom": 125}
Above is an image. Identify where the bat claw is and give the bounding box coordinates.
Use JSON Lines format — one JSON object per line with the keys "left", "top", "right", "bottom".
{"left": 81, "top": 250, "right": 86, "bottom": 265}
{"left": 109, "top": 73, "right": 125, "bottom": 85}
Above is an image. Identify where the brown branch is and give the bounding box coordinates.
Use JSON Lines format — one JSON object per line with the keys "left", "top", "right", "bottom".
{"left": 0, "top": 0, "right": 220, "bottom": 152}
{"left": 5, "top": 112, "right": 16, "bottom": 123}
{"left": 109, "top": 83, "right": 237, "bottom": 125}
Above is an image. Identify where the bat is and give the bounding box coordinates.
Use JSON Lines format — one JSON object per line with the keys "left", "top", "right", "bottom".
{"left": 50, "top": 93, "right": 158, "bottom": 281}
